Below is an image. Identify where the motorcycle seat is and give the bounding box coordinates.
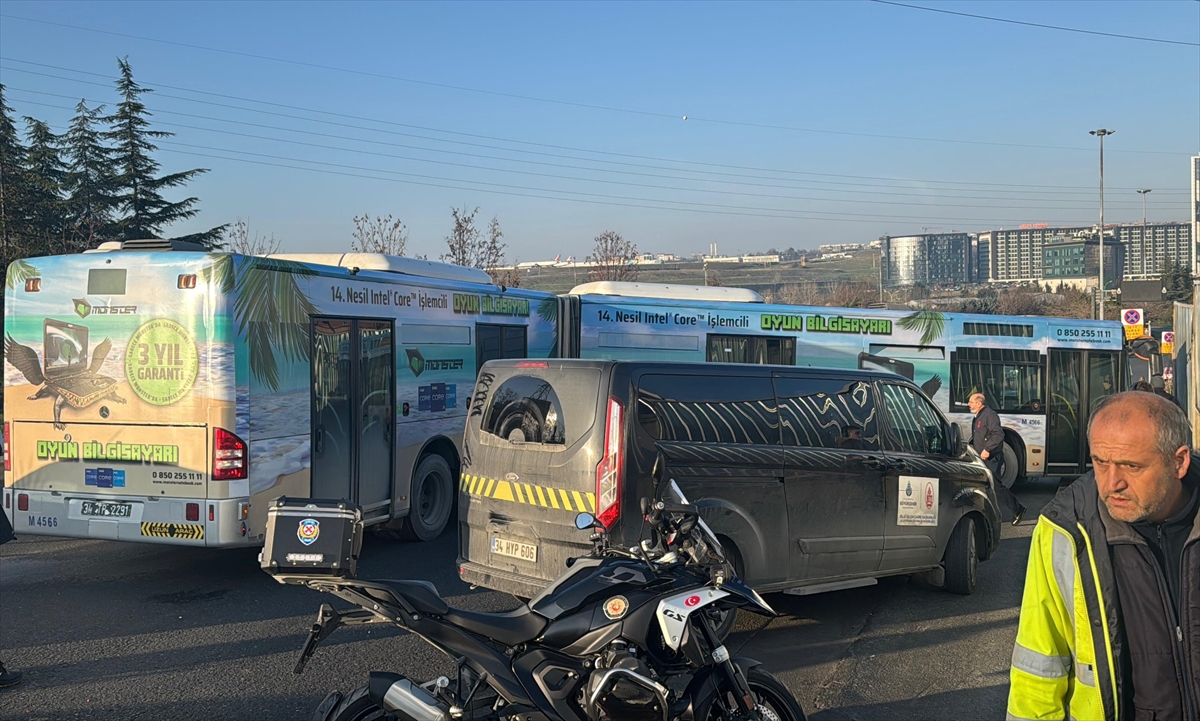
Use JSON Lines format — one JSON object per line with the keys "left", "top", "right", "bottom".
{"left": 442, "top": 605, "right": 548, "bottom": 647}
{"left": 371, "top": 580, "right": 449, "bottom": 616}
{"left": 370, "top": 580, "right": 548, "bottom": 646}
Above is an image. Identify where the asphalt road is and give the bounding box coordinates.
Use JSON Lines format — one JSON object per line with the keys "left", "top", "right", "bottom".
{"left": 0, "top": 479, "right": 1060, "bottom": 721}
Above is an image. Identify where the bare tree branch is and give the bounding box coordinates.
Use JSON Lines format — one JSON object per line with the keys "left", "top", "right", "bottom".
{"left": 586, "top": 230, "right": 638, "bottom": 282}
{"left": 224, "top": 217, "right": 281, "bottom": 255}
{"left": 351, "top": 213, "right": 408, "bottom": 256}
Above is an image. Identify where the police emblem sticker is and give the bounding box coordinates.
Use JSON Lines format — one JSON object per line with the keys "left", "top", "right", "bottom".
{"left": 604, "top": 595, "right": 629, "bottom": 620}
{"left": 297, "top": 518, "right": 320, "bottom": 546}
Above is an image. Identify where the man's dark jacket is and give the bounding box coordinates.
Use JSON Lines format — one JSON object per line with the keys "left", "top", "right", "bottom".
{"left": 971, "top": 405, "right": 1004, "bottom": 458}
{"left": 1038, "top": 458, "right": 1200, "bottom": 719}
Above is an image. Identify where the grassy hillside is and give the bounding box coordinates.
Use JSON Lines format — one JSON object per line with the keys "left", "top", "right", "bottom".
{"left": 516, "top": 251, "right": 881, "bottom": 295}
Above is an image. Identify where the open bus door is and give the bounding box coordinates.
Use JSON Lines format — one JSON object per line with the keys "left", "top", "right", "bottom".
{"left": 1126, "top": 335, "right": 1164, "bottom": 387}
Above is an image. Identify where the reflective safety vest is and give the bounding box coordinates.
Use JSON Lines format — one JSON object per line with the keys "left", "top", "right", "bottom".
{"left": 1008, "top": 515, "right": 1119, "bottom": 721}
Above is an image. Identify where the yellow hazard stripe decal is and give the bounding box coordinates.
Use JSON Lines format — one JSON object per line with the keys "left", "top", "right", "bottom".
{"left": 460, "top": 474, "right": 596, "bottom": 513}
{"left": 140, "top": 522, "right": 204, "bottom": 540}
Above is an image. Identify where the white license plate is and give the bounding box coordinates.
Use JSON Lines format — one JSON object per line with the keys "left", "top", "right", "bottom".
{"left": 80, "top": 501, "right": 132, "bottom": 518}
{"left": 491, "top": 537, "right": 538, "bottom": 562}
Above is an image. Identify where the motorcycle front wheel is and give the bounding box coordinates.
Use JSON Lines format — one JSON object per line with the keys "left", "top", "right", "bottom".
{"left": 313, "top": 685, "right": 387, "bottom": 721}
{"left": 694, "top": 667, "right": 807, "bottom": 721}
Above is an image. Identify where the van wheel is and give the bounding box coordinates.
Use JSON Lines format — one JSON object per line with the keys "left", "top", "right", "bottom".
{"left": 397, "top": 454, "right": 454, "bottom": 542}
{"left": 943, "top": 516, "right": 978, "bottom": 595}
{"left": 999, "top": 442, "right": 1021, "bottom": 489}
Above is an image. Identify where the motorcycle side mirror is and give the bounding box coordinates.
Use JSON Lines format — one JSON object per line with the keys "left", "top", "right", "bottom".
{"left": 575, "top": 512, "right": 598, "bottom": 531}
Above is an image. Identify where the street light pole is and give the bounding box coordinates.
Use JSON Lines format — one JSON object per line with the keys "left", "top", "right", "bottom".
{"left": 1091, "top": 129, "right": 1114, "bottom": 320}
{"left": 1136, "top": 188, "right": 1152, "bottom": 280}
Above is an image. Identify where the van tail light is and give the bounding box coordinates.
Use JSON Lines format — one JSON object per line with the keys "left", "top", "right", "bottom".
{"left": 595, "top": 397, "right": 624, "bottom": 529}
{"left": 4, "top": 422, "right": 9, "bottom": 471}
{"left": 186, "top": 503, "right": 200, "bottom": 522}
{"left": 213, "top": 428, "right": 248, "bottom": 480}
{"left": 17, "top": 494, "right": 29, "bottom": 512}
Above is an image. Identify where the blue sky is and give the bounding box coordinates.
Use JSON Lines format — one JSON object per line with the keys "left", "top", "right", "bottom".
{"left": 1, "top": 1, "right": 1197, "bottom": 261}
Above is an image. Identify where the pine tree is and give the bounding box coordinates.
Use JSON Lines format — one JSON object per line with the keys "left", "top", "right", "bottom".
{"left": 0, "top": 84, "right": 31, "bottom": 265}
{"left": 63, "top": 98, "right": 118, "bottom": 251}
{"left": 104, "top": 57, "right": 222, "bottom": 246}
{"left": 23, "top": 117, "right": 67, "bottom": 256}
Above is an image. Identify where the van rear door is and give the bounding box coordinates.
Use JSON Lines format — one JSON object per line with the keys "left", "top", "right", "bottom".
{"left": 458, "top": 361, "right": 607, "bottom": 597}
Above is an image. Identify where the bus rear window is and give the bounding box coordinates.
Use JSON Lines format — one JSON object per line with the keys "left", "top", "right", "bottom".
{"left": 482, "top": 371, "right": 600, "bottom": 447}
{"left": 87, "top": 268, "right": 127, "bottom": 295}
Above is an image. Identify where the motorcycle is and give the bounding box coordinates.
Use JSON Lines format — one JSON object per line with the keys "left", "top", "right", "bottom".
{"left": 264, "top": 474, "right": 806, "bottom": 721}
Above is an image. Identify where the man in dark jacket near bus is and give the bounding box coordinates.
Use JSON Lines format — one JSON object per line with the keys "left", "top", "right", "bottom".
{"left": 1008, "top": 391, "right": 1199, "bottom": 720}
{"left": 0, "top": 507, "right": 21, "bottom": 688}
{"left": 968, "top": 393, "right": 1026, "bottom": 524}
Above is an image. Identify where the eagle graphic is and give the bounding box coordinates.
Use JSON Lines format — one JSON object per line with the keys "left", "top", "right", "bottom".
{"left": 5, "top": 335, "right": 126, "bottom": 430}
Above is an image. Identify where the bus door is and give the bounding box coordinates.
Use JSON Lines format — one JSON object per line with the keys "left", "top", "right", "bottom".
{"left": 1047, "top": 349, "right": 1120, "bottom": 475}
{"left": 310, "top": 318, "right": 395, "bottom": 521}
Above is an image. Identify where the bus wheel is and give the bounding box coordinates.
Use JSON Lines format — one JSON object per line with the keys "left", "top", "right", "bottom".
{"left": 397, "top": 454, "right": 454, "bottom": 542}
{"left": 999, "top": 442, "right": 1021, "bottom": 489}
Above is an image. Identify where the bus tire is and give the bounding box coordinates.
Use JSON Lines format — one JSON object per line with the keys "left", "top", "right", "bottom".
{"left": 943, "top": 516, "right": 978, "bottom": 596}
{"left": 999, "top": 441, "right": 1021, "bottom": 489}
{"left": 397, "top": 454, "right": 455, "bottom": 542}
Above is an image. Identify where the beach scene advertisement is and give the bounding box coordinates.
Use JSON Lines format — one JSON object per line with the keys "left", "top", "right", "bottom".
{"left": 4, "top": 254, "right": 232, "bottom": 495}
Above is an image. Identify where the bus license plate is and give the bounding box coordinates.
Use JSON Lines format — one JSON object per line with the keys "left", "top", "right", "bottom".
{"left": 491, "top": 537, "right": 537, "bottom": 563}
{"left": 80, "top": 501, "right": 132, "bottom": 518}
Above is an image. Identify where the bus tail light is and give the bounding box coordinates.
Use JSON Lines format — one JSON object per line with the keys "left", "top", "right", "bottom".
{"left": 186, "top": 503, "right": 200, "bottom": 522}
{"left": 595, "top": 397, "right": 624, "bottom": 529}
{"left": 213, "top": 428, "right": 248, "bottom": 481}
{"left": 17, "top": 494, "right": 28, "bottom": 512}
{"left": 209, "top": 505, "right": 215, "bottom": 522}
{"left": 4, "top": 422, "right": 9, "bottom": 471}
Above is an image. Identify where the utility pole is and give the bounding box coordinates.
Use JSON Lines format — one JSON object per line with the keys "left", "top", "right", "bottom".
{"left": 1090, "top": 129, "right": 1114, "bottom": 320}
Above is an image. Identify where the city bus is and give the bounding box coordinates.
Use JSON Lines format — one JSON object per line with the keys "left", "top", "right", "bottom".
{"left": 3, "top": 240, "right": 555, "bottom": 546}
{"left": 557, "top": 281, "right": 1127, "bottom": 486}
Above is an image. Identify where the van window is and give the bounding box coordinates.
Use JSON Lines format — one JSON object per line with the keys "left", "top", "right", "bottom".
{"left": 775, "top": 378, "right": 879, "bottom": 451}
{"left": 880, "top": 383, "right": 946, "bottom": 455}
{"left": 637, "top": 374, "right": 779, "bottom": 445}
{"left": 481, "top": 371, "right": 600, "bottom": 447}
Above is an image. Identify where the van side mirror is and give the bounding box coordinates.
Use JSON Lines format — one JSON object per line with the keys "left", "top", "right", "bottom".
{"left": 948, "top": 423, "right": 967, "bottom": 457}
{"left": 575, "top": 512, "right": 598, "bottom": 531}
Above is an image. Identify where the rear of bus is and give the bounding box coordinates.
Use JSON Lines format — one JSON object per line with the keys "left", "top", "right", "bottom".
{"left": 458, "top": 359, "right": 628, "bottom": 598}
{"left": 3, "top": 247, "right": 250, "bottom": 546}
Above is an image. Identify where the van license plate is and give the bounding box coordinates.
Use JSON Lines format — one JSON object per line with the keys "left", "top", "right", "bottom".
{"left": 80, "top": 501, "right": 132, "bottom": 518}
{"left": 491, "top": 537, "right": 537, "bottom": 562}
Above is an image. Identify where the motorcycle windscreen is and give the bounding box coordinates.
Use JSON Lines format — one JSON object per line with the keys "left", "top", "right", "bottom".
{"left": 460, "top": 364, "right": 604, "bottom": 589}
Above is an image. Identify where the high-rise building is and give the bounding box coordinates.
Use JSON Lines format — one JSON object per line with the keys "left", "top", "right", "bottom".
{"left": 1192, "top": 155, "right": 1200, "bottom": 276}
{"left": 1117, "top": 221, "right": 1193, "bottom": 279}
{"left": 881, "top": 233, "right": 971, "bottom": 286}
{"left": 980, "top": 222, "right": 1188, "bottom": 283}
{"left": 1041, "top": 233, "right": 1122, "bottom": 290}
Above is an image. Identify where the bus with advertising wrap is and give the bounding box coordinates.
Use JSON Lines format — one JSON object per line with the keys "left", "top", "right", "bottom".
{"left": 560, "top": 281, "right": 1126, "bottom": 486}
{"left": 3, "top": 241, "right": 555, "bottom": 547}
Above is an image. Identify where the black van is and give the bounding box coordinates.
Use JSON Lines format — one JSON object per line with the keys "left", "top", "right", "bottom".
{"left": 457, "top": 359, "right": 1001, "bottom": 600}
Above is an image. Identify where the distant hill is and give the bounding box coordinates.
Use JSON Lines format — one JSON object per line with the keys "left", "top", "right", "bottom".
{"left": 515, "top": 250, "right": 882, "bottom": 296}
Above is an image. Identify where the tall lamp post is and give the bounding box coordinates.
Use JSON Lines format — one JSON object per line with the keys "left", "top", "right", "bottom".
{"left": 1090, "top": 128, "right": 1114, "bottom": 320}
{"left": 1136, "top": 188, "right": 1152, "bottom": 226}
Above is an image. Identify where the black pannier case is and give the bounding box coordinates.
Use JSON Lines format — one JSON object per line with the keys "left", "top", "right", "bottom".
{"left": 261, "top": 497, "right": 362, "bottom": 582}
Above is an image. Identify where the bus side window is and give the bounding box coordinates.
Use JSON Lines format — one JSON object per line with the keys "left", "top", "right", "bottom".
{"left": 477, "top": 324, "right": 528, "bottom": 367}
